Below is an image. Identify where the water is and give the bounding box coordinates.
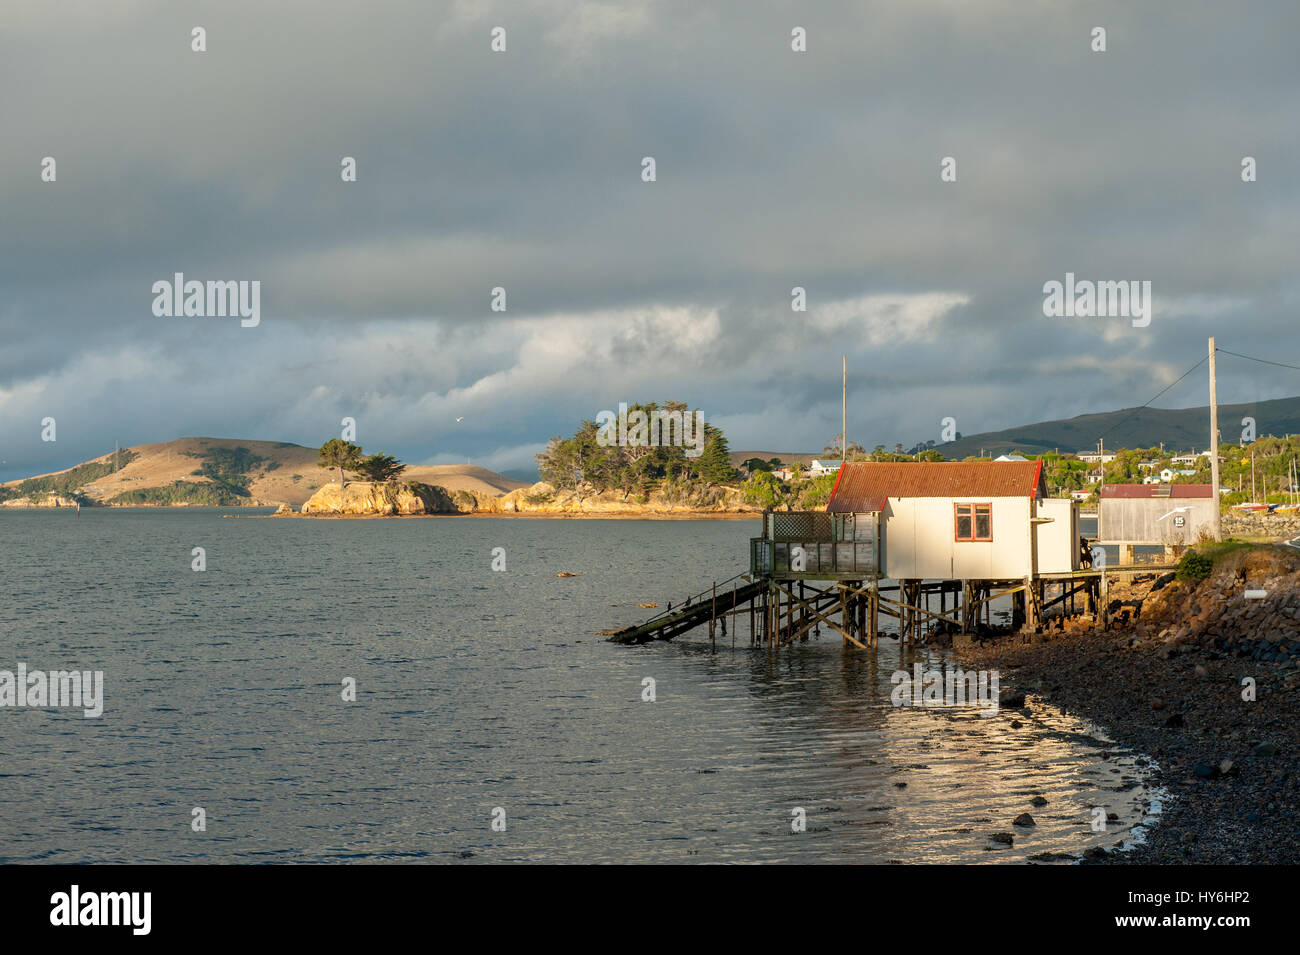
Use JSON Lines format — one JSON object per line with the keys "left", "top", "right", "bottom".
{"left": 0, "top": 509, "right": 1154, "bottom": 863}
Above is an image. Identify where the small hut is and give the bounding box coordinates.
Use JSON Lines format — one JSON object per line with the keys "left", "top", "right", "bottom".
{"left": 826, "top": 460, "right": 1078, "bottom": 578}
{"left": 1098, "top": 484, "right": 1215, "bottom": 546}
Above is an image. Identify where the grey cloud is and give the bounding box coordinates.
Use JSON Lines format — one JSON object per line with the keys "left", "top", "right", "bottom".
{"left": 1, "top": 0, "right": 1298, "bottom": 479}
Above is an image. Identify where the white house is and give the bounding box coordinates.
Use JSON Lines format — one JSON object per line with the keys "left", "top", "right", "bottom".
{"left": 1077, "top": 452, "right": 1116, "bottom": 464}
{"left": 808, "top": 459, "right": 843, "bottom": 476}
{"left": 826, "top": 460, "right": 1078, "bottom": 580}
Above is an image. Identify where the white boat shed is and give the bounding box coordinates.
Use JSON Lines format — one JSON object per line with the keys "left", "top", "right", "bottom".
{"left": 826, "top": 460, "right": 1079, "bottom": 580}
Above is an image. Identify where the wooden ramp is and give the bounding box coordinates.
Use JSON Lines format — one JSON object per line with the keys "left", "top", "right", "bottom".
{"left": 605, "top": 579, "right": 767, "bottom": 645}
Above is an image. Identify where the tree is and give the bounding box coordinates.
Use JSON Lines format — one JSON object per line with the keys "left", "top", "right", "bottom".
{"left": 357, "top": 453, "right": 406, "bottom": 483}
{"left": 825, "top": 433, "right": 866, "bottom": 459}
{"left": 743, "top": 471, "right": 782, "bottom": 508}
{"left": 319, "top": 439, "right": 363, "bottom": 486}
{"left": 695, "top": 429, "right": 738, "bottom": 484}
{"left": 742, "top": 457, "right": 773, "bottom": 473}
{"left": 536, "top": 401, "right": 743, "bottom": 495}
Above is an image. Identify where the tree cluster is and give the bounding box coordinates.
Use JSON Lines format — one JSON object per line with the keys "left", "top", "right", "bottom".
{"left": 536, "top": 401, "right": 737, "bottom": 494}
{"left": 318, "top": 440, "right": 407, "bottom": 486}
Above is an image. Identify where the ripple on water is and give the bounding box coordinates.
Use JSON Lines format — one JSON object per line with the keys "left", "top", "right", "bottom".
{"left": 0, "top": 511, "right": 1159, "bottom": 863}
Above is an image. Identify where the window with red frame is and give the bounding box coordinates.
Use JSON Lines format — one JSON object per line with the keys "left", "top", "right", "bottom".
{"left": 955, "top": 503, "right": 992, "bottom": 541}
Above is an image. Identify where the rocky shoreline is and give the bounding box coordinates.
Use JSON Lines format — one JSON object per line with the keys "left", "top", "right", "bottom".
{"left": 269, "top": 478, "right": 764, "bottom": 518}
{"left": 959, "top": 547, "right": 1299, "bottom": 864}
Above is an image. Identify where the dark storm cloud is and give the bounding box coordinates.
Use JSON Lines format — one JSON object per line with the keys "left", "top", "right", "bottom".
{"left": 1, "top": 0, "right": 1297, "bottom": 479}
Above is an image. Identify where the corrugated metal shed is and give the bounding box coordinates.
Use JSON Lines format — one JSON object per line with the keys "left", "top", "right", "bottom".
{"left": 827, "top": 461, "right": 1044, "bottom": 512}
{"left": 1100, "top": 484, "right": 1213, "bottom": 499}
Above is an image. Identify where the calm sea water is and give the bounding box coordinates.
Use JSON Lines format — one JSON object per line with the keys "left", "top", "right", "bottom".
{"left": 0, "top": 509, "right": 1155, "bottom": 864}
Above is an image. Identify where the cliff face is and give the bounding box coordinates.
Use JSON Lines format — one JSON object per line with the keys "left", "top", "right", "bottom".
{"left": 476, "top": 481, "right": 759, "bottom": 515}
{"left": 299, "top": 481, "right": 458, "bottom": 516}
{"left": 0, "top": 493, "right": 84, "bottom": 508}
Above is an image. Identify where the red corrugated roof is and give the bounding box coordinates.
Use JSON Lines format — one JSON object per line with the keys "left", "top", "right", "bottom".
{"left": 1100, "top": 484, "right": 1213, "bottom": 499}
{"left": 827, "top": 461, "right": 1045, "bottom": 512}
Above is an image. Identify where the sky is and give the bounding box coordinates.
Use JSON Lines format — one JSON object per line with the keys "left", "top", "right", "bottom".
{"left": 2, "top": 0, "right": 1298, "bottom": 481}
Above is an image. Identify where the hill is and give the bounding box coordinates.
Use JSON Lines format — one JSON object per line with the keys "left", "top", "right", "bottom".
{"left": 728, "top": 450, "right": 822, "bottom": 467}
{"left": 0, "top": 438, "right": 528, "bottom": 507}
{"left": 930, "top": 395, "right": 1300, "bottom": 460}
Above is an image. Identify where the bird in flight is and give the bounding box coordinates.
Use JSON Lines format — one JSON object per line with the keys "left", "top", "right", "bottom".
{"left": 455, "top": 416, "right": 464, "bottom": 423}
{"left": 1157, "top": 506, "right": 1193, "bottom": 521}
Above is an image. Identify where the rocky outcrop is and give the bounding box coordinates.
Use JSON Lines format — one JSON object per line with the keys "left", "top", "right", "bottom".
{"left": 0, "top": 493, "right": 85, "bottom": 508}
{"left": 1124, "top": 546, "right": 1300, "bottom": 667}
{"left": 481, "top": 481, "right": 759, "bottom": 515}
{"left": 299, "top": 481, "right": 458, "bottom": 516}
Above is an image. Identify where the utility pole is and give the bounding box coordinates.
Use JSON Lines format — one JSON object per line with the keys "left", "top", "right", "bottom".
{"left": 1208, "top": 337, "right": 1222, "bottom": 540}
{"left": 841, "top": 354, "right": 847, "bottom": 468}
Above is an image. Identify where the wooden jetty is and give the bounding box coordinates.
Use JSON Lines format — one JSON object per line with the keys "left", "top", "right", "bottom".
{"left": 607, "top": 462, "right": 1180, "bottom": 650}
{"left": 604, "top": 576, "right": 767, "bottom": 645}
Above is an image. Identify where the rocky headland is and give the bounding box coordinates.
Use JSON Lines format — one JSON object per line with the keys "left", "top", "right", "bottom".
{"left": 0, "top": 492, "right": 85, "bottom": 508}
{"left": 292, "top": 481, "right": 459, "bottom": 516}
{"left": 474, "top": 481, "right": 760, "bottom": 517}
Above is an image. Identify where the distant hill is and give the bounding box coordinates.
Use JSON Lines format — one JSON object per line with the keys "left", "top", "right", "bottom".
{"left": 728, "top": 396, "right": 1300, "bottom": 466}
{"left": 930, "top": 395, "right": 1300, "bottom": 460}
{"left": 1, "top": 437, "right": 529, "bottom": 507}
{"left": 729, "top": 450, "right": 823, "bottom": 467}
{"left": 499, "top": 467, "right": 541, "bottom": 485}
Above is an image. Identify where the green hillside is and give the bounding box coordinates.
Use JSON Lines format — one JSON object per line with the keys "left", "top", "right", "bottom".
{"left": 936, "top": 395, "right": 1300, "bottom": 459}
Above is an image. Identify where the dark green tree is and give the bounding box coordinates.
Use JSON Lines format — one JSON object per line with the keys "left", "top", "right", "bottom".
{"left": 357, "top": 453, "right": 406, "bottom": 483}
{"left": 319, "top": 439, "right": 363, "bottom": 486}
{"left": 695, "top": 429, "right": 737, "bottom": 484}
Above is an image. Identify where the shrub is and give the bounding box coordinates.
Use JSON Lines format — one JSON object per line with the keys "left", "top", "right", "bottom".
{"left": 1175, "top": 549, "right": 1214, "bottom": 581}
{"left": 743, "top": 471, "right": 782, "bottom": 508}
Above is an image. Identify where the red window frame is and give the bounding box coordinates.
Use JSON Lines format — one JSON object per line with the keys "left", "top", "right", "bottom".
{"left": 954, "top": 503, "right": 992, "bottom": 542}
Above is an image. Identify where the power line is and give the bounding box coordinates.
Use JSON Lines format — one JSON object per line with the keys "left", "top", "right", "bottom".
{"left": 1095, "top": 355, "right": 1208, "bottom": 444}
{"left": 1215, "top": 347, "right": 1300, "bottom": 373}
